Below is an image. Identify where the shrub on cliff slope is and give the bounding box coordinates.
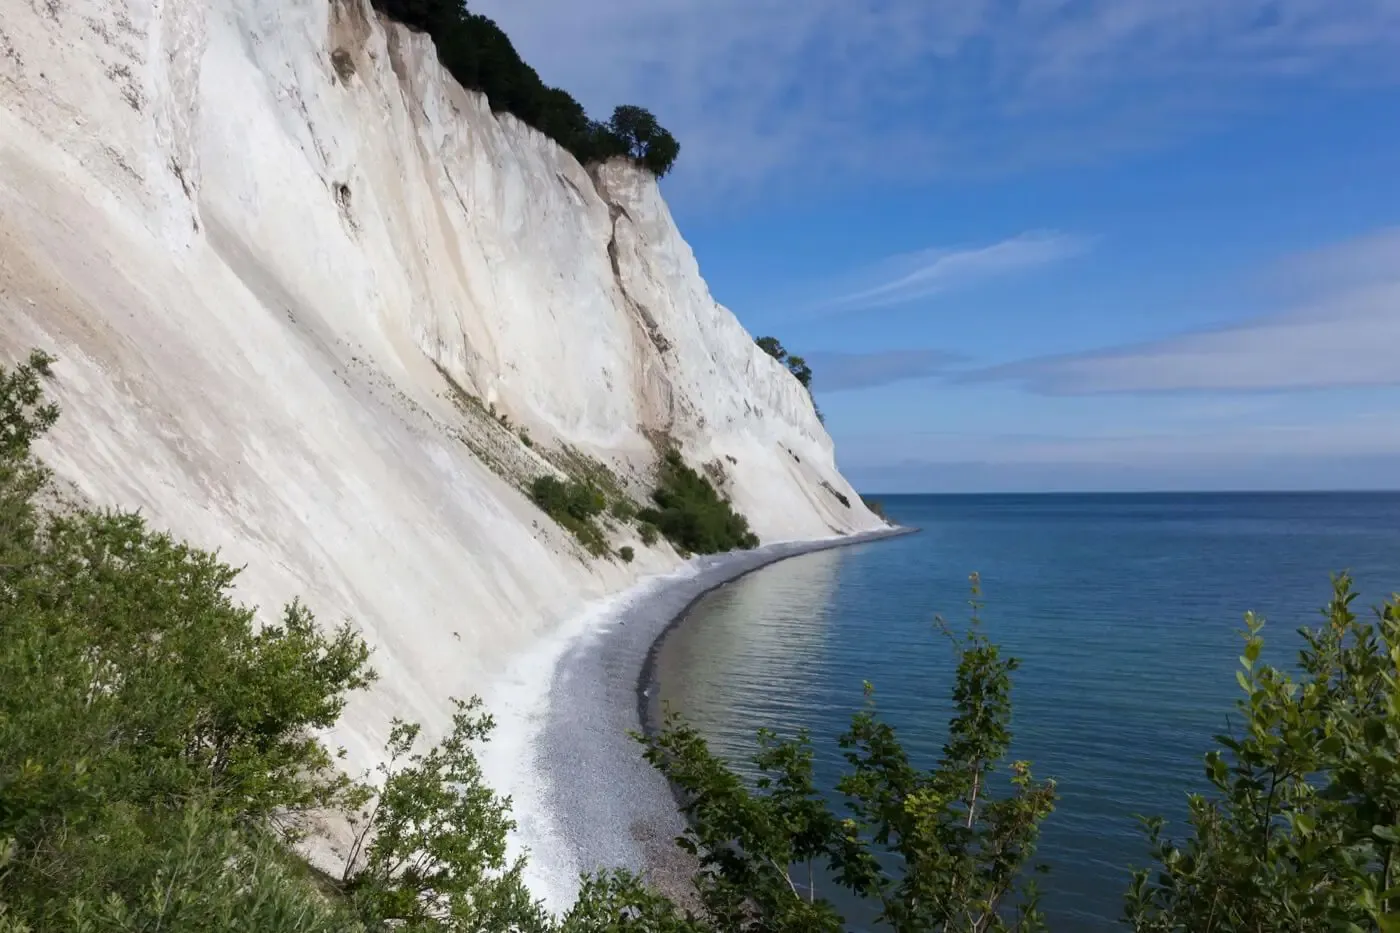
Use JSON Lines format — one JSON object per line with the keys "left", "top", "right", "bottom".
{"left": 0, "top": 803, "right": 364, "bottom": 933}
{"left": 531, "top": 474, "right": 610, "bottom": 556}
{"left": 638, "top": 448, "right": 759, "bottom": 555}
{"left": 369, "top": 0, "right": 680, "bottom": 177}
{"left": 531, "top": 474, "right": 604, "bottom": 522}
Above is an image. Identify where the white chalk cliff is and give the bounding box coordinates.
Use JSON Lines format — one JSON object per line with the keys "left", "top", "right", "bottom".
{"left": 0, "top": 0, "right": 881, "bottom": 832}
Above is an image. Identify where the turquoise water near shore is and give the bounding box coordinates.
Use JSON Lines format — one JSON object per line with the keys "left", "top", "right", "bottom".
{"left": 651, "top": 492, "right": 1400, "bottom": 930}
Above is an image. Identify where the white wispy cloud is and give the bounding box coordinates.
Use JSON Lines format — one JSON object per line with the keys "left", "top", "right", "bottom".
{"left": 846, "top": 412, "right": 1400, "bottom": 466}
{"left": 968, "top": 230, "right": 1400, "bottom": 394}
{"left": 821, "top": 232, "right": 1093, "bottom": 311}
{"left": 803, "top": 349, "right": 964, "bottom": 392}
{"left": 469, "top": 0, "right": 1400, "bottom": 196}
{"left": 1262, "top": 226, "right": 1400, "bottom": 296}
{"left": 837, "top": 410, "right": 1400, "bottom": 491}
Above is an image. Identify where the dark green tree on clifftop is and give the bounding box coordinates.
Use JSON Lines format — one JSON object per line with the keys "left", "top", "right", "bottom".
{"left": 605, "top": 105, "right": 682, "bottom": 178}
{"left": 755, "top": 335, "right": 785, "bottom": 361}
{"left": 368, "top": 0, "right": 680, "bottom": 177}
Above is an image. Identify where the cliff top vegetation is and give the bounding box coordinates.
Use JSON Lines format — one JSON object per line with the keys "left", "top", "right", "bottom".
{"left": 370, "top": 0, "right": 681, "bottom": 177}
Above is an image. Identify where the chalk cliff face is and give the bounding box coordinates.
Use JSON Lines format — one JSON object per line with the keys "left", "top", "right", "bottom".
{"left": 0, "top": 0, "right": 881, "bottom": 771}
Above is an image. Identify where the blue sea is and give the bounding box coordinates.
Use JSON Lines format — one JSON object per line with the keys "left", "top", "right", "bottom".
{"left": 650, "top": 492, "right": 1400, "bottom": 931}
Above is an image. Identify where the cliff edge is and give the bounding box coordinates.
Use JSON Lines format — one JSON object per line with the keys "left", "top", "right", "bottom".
{"left": 0, "top": 0, "right": 881, "bottom": 802}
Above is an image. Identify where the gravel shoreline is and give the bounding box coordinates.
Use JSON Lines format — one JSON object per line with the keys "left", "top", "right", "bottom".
{"left": 537, "top": 525, "right": 915, "bottom": 902}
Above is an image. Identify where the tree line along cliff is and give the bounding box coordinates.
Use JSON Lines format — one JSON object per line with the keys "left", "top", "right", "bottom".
{"left": 370, "top": 0, "right": 681, "bottom": 177}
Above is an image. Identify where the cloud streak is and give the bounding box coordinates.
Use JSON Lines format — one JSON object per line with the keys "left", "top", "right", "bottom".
{"left": 838, "top": 410, "right": 1400, "bottom": 491}
{"left": 1262, "top": 226, "right": 1400, "bottom": 297}
{"left": 804, "top": 349, "right": 963, "bottom": 392}
{"left": 822, "top": 232, "right": 1093, "bottom": 311}
{"left": 469, "top": 0, "right": 1400, "bottom": 197}
{"left": 967, "top": 231, "right": 1400, "bottom": 394}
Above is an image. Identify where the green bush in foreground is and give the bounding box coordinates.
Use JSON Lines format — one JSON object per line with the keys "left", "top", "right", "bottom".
{"left": 638, "top": 576, "right": 1056, "bottom": 932}
{"left": 0, "top": 353, "right": 549, "bottom": 932}
{"left": 0, "top": 352, "right": 373, "bottom": 930}
{"left": 342, "top": 701, "right": 548, "bottom": 931}
{"left": 0, "top": 803, "right": 361, "bottom": 933}
{"left": 637, "top": 449, "right": 759, "bottom": 555}
{"left": 5, "top": 350, "right": 1400, "bottom": 932}
{"left": 1126, "top": 577, "right": 1400, "bottom": 933}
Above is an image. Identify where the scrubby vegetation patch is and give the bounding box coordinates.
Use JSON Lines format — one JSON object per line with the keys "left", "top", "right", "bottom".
{"left": 637, "top": 448, "right": 759, "bottom": 555}
{"left": 529, "top": 474, "right": 608, "bottom": 556}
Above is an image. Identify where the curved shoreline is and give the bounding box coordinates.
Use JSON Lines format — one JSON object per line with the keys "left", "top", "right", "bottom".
{"left": 533, "top": 525, "right": 916, "bottom": 905}
{"left": 635, "top": 526, "right": 917, "bottom": 741}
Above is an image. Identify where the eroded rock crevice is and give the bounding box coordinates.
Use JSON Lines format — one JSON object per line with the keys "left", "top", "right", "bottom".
{"left": 605, "top": 205, "right": 671, "bottom": 356}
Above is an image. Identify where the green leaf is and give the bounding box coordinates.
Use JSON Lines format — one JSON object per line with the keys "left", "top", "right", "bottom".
{"left": 1205, "top": 753, "right": 1228, "bottom": 786}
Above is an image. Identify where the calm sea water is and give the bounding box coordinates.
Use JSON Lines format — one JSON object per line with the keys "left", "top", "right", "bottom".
{"left": 651, "top": 492, "right": 1400, "bottom": 931}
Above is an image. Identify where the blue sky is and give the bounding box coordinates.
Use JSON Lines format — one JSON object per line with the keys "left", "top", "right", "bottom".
{"left": 474, "top": 0, "right": 1400, "bottom": 492}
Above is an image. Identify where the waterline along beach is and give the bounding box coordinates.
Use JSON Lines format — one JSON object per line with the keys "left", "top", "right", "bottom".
{"left": 491, "top": 527, "right": 915, "bottom": 909}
